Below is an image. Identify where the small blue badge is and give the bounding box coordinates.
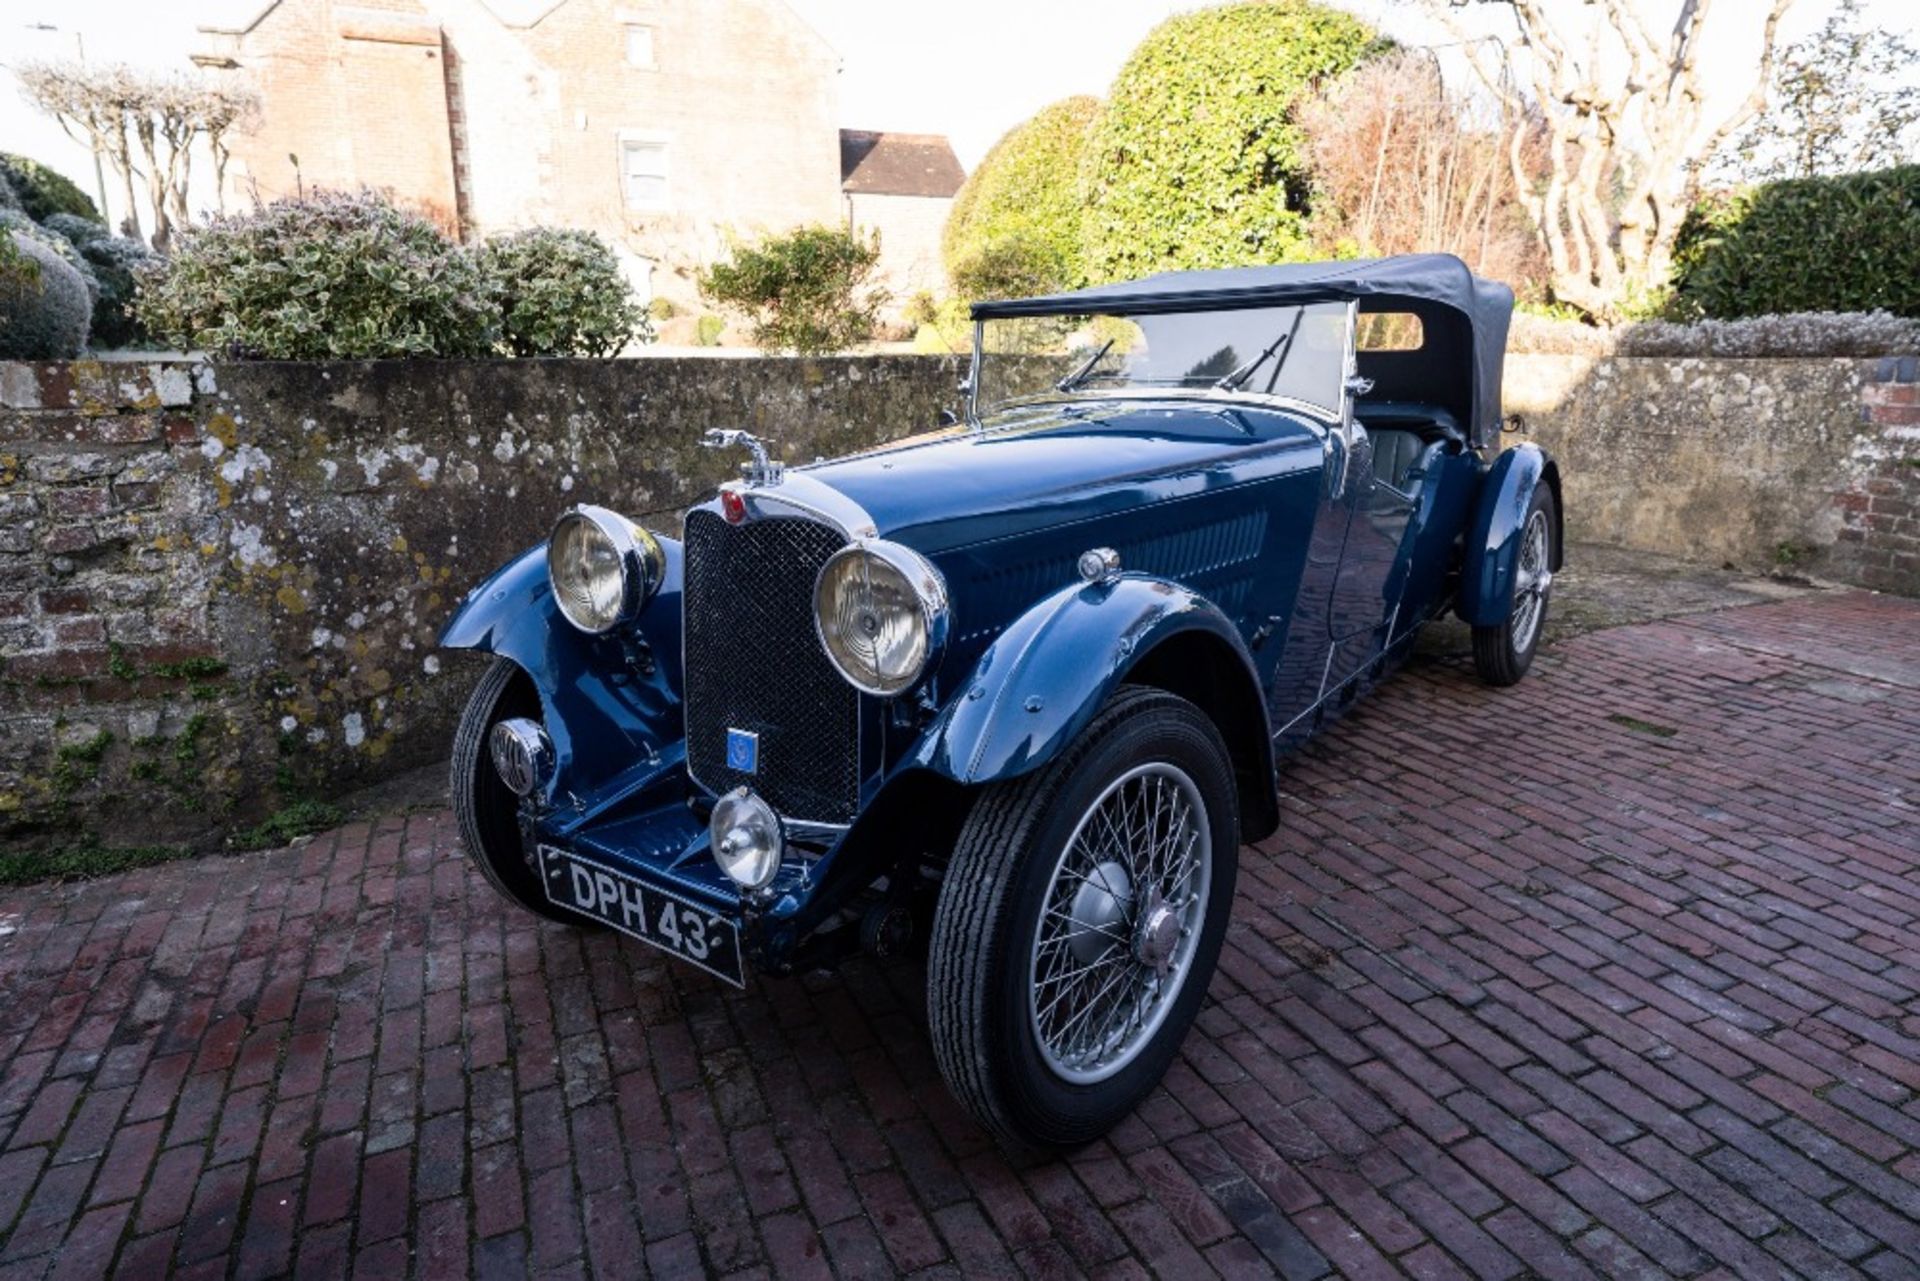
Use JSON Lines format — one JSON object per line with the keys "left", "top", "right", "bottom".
{"left": 725, "top": 728, "right": 759, "bottom": 774}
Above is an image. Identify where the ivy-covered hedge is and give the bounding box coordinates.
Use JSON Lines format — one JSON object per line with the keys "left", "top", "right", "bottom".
{"left": 943, "top": 96, "right": 1101, "bottom": 299}
{"left": 1081, "top": 0, "right": 1380, "bottom": 282}
{"left": 1670, "top": 165, "right": 1920, "bottom": 319}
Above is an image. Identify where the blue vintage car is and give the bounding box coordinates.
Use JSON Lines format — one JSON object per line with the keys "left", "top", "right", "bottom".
{"left": 442, "top": 254, "right": 1561, "bottom": 1149}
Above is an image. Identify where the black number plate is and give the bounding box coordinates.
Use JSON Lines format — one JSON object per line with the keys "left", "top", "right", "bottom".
{"left": 537, "top": 846, "right": 745, "bottom": 988}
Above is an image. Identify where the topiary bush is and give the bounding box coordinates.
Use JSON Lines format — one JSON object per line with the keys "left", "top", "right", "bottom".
{"left": 80, "top": 236, "right": 158, "bottom": 349}
{"left": 0, "top": 230, "right": 91, "bottom": 359}
{"left": 1081, "top": 1, "right": 1380, "bottom": 282}
{"left": 698, "top": 225, "right": 885, "bottom": 355}
{"left": 477, "top": 227, "right": 649, "bottom": 357}
{"left": 42, "top": 213, "right": 106, "bottom": 248}
{"left": 136, "top": 190, "right": 498, "bottom": 359}
{"left": 1669, "top": 166, "right": 1920, "bottom": 319}
{"left": 0, "top": 154, "right": 100, "bottom": 225}
{"left": 943, "top": 96, "right": 1101, "bottom": 299}
{"left": 0, "top": 209, "right": 98, "bottom": 303}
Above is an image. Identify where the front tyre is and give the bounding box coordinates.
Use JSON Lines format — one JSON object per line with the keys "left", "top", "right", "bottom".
{"left": 1473, "top": 485, "right": 1557, "bottom": 686}
{"left": 928, "top": 687, "right": 1239, "bottom": 1152}
{"left": 450, "top": 658, "right": 595, "bottom": 926}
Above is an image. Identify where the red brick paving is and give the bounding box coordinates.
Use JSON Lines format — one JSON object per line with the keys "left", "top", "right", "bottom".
{"left": 1, "top": 590, "right": 1917, "bottom": 1278}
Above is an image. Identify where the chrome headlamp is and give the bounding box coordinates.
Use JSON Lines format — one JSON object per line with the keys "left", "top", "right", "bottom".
{"left": 546, "top": 505, "right": 664, "bottom": 634}
{"left": 813, "top": 540, "right": 948, "bottom": 696}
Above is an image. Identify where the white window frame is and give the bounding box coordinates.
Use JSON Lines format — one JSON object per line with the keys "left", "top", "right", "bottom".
{"left": 622, "top": 23, "right": 655, "bottom": 69}
{"left": 617, "top": 133, "right": 671, "bottom": 212}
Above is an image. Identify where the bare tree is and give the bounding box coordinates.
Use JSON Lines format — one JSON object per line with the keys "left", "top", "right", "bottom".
{"left": 1299, "top": 51, "right": 1548, "bottom": 298}
{"left": 15, "top": 60, "right": 261, "bottom": 248}
{"left": 15, "top": 61, "right": 145, "bottom": 241}
{"left": 1424, "top": 0, "right": 1798, "bottom": 320}
{"left": 1717, "top": 0, "right": 1920, "bottom": 183}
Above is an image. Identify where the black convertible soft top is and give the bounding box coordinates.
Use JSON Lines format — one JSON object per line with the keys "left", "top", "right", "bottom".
{"left": 971, "top": 253, "right": 1515, "bottom": 445}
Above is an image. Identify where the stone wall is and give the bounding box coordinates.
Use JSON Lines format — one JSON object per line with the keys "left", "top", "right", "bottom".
{"left": 1, "top": 349, "right": 1914, "bottom": 854}
{"left": 1508, "top": 354, "right": 1920, "bottom": 593}
{"left": 0, "top": 356, "right": 965, "bottom": 852}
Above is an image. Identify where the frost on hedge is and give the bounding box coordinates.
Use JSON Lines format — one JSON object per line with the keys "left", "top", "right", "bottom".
{"left": 1509, "top": 310, "right": 1920, "bottom": 358}
{"left": 81, "top": 236, "right": 157, "bottom": 349}
{"left": 136, "top": 190, "right": 498, "bottom": 360}
{"left": 478, "top": 227, "right": 650, "bottom": 358}
{"left": 42, "top": 212, "right": 106, "bottom": 248}
{"left": 0, "top": 209, "right": 98, "bottom": 304}
{"left": 0, "top": 230, "right": 91, "bottom": 359}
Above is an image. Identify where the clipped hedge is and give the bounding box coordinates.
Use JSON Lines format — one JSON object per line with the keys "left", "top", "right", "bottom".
{"left": 1670, "top": 165, "right": 1920, "bottom": 319}
{"left": 137, "top": 191, "right": 498, "bottom": 359}
{"left": 479, "top": 227, "right": 649, "bottom": 357}
{"left": 0, "top": 230, "right": 91, "bottom": 359}
{"left": 0, "top": 154, "right": 100, "bottom": 226}
{"left": 943, "top": 96, "right": 1101, "bottom": 299}
{"left": 80, "top": 236, "right": 157, "bottom": 349}
{"left": 1081, "top": 0, "right": 1380, "bottom": 282}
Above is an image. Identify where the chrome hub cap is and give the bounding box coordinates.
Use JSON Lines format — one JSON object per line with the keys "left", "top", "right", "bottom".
{"left": 1029, "top": 763, "right": 1212, "bottom": 1084}
{"left": 1510, "top": 509, "right": 1552, "bottom": 654}
{"left": 1133, "top": 886, "right": 1181, "bottom": 977}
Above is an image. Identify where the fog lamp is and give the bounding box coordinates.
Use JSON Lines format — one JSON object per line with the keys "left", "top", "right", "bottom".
{"left": 709, "top": 786, "right": 784, "bottom": 891}
{"left": 489, "top": 718, "right": 553, "bottom": 797}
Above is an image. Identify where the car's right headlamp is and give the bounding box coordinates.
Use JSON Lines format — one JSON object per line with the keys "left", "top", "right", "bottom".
{"left": 813, "top": 540, "right": 947, "bottom": 696}
{"left": 547, "top": 505, "right": 663, "bottom": 634}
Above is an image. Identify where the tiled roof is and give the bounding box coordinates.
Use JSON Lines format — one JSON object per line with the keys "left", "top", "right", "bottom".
{"left": 839, "top": 131, "right": 965, "bottom": 199}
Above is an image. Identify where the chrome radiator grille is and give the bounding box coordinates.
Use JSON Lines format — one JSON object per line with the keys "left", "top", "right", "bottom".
{"left": 682, "top": 508, "right": 860, "bottom": 823}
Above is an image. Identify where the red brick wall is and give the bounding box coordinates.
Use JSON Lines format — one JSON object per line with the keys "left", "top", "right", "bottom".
{"left": 1833, "top": 358, "right": 1920, "bottom": 594}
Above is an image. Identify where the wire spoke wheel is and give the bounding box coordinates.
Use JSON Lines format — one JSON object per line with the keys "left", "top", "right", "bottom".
{"left": 1509, "top": 508, "right": 1552, "bottom": 655}
{"left": 1028, "top": 762, "right": 1212, "bottom": 1084}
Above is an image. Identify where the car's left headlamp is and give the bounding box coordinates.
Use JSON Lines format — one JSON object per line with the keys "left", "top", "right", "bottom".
{"left": 547, "top": 505, "right": 664, "bottom": 634}
{"left": 814, "top": 540, "right": 948, "bottom": 696}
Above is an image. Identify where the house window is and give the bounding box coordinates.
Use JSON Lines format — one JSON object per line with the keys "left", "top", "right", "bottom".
{"left": 621, "top": 139, "right": 669, "bottom": 209}
{"left": 624, "top": 24, "right": 655, "bottom": 68}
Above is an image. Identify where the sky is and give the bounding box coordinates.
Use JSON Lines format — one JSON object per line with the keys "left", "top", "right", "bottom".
{"left": 1, "top": 0, "right": 1915, "bottom": 230}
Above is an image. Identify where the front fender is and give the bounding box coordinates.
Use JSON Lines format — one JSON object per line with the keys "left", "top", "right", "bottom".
{"left": 1459, "top": 443, "right": 1563, "bottom": 627}
{"left": 438, "top": 540, "right": 686, "bottom": 802}
{"left": 915, "top": 574, "right": 1264, "bottom": 789}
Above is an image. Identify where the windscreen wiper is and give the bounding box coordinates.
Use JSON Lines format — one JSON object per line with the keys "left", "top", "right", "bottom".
{"left": 1215, "top": 309, "right": 1306, "bottom": 393}
{"left": 1055, "top": 338, "right": 1115, "bottom": 392}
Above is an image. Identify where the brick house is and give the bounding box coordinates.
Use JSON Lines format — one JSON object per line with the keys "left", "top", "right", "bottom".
{"left": 193, "top": 0, "right": 960, "bottom": 321}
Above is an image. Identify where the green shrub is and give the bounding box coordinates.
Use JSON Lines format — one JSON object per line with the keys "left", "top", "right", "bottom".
{"left": 0, "top": 154, "right": 100, "bottom": 225}
{"left": 42, "top": 212, "right": 106, "bottom": 248}
{"left": 698, "top": 225, "right": 885, "bottom": 355}
{"left": 0, "top": 230, "right": 91, "bottom": 358}
{"left": 136, "top": 190, "right": 498, "bottom": 359}
{"left": 0, "top": 209, "right": 98, "bottom": 302}
{"left": 478, "top": 227, "right": 649, "bottom": 357}
{"left": 951, "top": 237, "right": 1070, "bottom": 303}
{"left": 648, "top": 296, "right": 677, "bottom": 321}
{"left": 1081, "top": 1, "right": 1380, "bottom": 282}
{"left": 696, "top": 313, "right": 725, "bottom": 347}
{"left": 81, "top": 236, "right": 157, "bottom": 349}
{"left": 944, "top": 96, "right": 1101, "bottom": 298}
{"left": 0, "top": 169, "right": 21, "bottom": 214}
{"left": 1670, "top": 166, "right": 1920, "bottom": 319}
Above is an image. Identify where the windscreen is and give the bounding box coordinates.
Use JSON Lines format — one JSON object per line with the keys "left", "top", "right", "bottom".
{"left": 975, "top": 302, "right": 1348, "bottom": 419}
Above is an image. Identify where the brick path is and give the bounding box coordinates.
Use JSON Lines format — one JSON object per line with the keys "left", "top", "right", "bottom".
{"left": 1, "top": 590, "right": 1918, "bottom": 1279}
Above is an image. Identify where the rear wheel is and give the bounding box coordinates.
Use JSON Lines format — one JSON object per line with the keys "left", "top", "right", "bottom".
{"left": 927, "top": 687, "right": 1238, "bottom": 1152}
{"left": 1473, "top": 486, "right": 1556, "bottom": 686}
{"left": 450, "top": 658, "right": 595, "bottom": 926}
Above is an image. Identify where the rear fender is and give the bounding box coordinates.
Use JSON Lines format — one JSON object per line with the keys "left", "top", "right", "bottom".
{"left": 438, "top": 540, "right": 685, "bottom": 802}
{"left": 914, "top": 575, "right": 1278, "bottom": 841}
{"left": 1459, "top": 443, "right": 1563, "bottom": 627}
